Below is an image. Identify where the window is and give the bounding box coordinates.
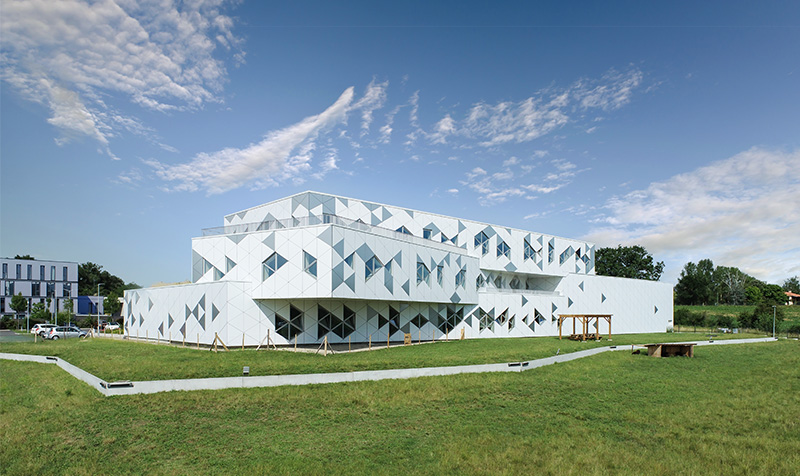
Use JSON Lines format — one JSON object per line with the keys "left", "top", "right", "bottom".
{"left": 441, "top": 233, "right": 457, "bottom": 246}
{"left": 548, "top": 242, "right": 554, "bottom": 264}
{"left": 455, "top": 268, "right": 466, "bottom": 288}
{"left": 476, "top": 274, "right": 485, "bottom": 290}
{"left": 509, "top": 277, "right": 521, "bottom": 289}
{"left": 365, "top": 256, "right": 383, "bottom": 281}
{"left": 46, "top": 282, "right": 55, "bottom": 297}
{"left": 423, "top": 228, "right": 432, "bottom": 240}
{"left": 303, "top": 251, "right": 317, "bottom": 277}
{"left": 40, "top": 265, "right": 45, "bottom": 281}
{"left": 27, "top": 265, "right": 32, "bottom": 280}
{"left": 497, "top": 240, "right": 510, "bottom": 259}
{"left": 479, "top": 308, "right": 494, "bottom": 332}
{"left": 31, "top": 282, "right": 40, "bottom": 296}
{"left": 416, "top": 261, "right": 430, "bottom": 285}
{"left": 1, "top": 263, "right": 6, "bottom": 278}
{"left": 344, "top": 253, "right": 354, "bottom": 267}
{"left": 63, "top": 283, "right": 71, "bottom": 297}
{"left": 559, "top": 246, "right": 574, "bottom": 265}
{"left": 436, "top": 264, "right": 443, "bottom": 285}
{"left": 474, "top": 231, "right": 489, "bottom": 256}
{"left": 16, "top": 264, "right": 22, "bottom": 279}
{"left": 63, "top": 266, "right": 68, "bottom": 281}
{"left": 262, "top": 252, "right": 287, "bottom": 280}
{"left": 4, "top": 281, "right": 14, "bottom": 296}
{"left": 524, "top": 238, "right": 539, "bottom": 261}
{"left": 396, "top": 226, "right": 412, "bottom": 235}
{"left": 384, "top": 259, "right": 392, "bottom": 275}
{"left": 276, "top": 305, "right": 304, "bottom": 340}
{"left": 50, "top": 266, "right": 56, "bottom": 281}
{"left": 494, "top": 275, "right": 503, "bottom": 288}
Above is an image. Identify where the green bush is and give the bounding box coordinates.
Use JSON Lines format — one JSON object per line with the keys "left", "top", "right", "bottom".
{"left": 0, "top": 316, "right": 15, "bottom": 329}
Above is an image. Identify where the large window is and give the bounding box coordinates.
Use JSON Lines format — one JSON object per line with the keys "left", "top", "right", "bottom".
{"left": 276, "top": 305, "right": 304, "bottom": 341}
{"left": 476, "top": 274, "right": 485, "bottom": 290}
{"left": 455, "top": 268, "right": 466, "bottom": 288}
{"left": 31, "top": 282, "right": 40, "bottom": 296}
{"left": 474, "top": 231, "right": 489, "bottom": 256}
{"left": 4, "top": 281, "right": 14, "bottom": 296}
{"left": 436, "top": 264, "right": 443, "bottom": 286}
{"left": 365, "top": 256, "right": 383, "bottom": 281}
{"left": 46, "top": 282, "right": 55, "bottom": 297}
{"left": 548, "top": 242, "right": 554, "bottom": 264}
{"left": 27, "top": 265, "right": 32, "bottom": 280}
{"left": 50, "top": 266, "right": 56, "bottom": 281}
{"left": 524, "top": 238, "right": 540, "bottom": 261}
{"left": 1, "top": 263, "right": 6, "bottom": 279}
{"left": 63, "top": 283, "right": 71, "bottom": 297}
{"left": 497, "top": 240, "right": 510, "bottom": 259}
{"left": 16, "top": 264, "right": 22, "bottom": 279}
{"left": 396, "top": 226, "right": 412, "bottom": 235}
{"left": 423, "top": 228, "right": 432, "bottom": 240}
{"left": 303, "top": 251, "right": 317, "bottom": 277}
{"left": 63, "top": 266, "right": 68, "bottom": 281}
{"left": 441, "top": 233, "right": 457, "bottom": 246}
{"left": 262, "top": 252, "right": 287, "bottom": 280}
{"left": 416, "top": 261, "right": 430, "bottom": 285}
{"left": 40, "top": 265, "right": 45, "bottom": 281}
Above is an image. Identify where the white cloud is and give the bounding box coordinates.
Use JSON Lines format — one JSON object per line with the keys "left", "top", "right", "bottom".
{"left": 0, "top": 0, "right": 241, "bottom": 156}
{"left": 148, "top": 87, "right": 355, "bottom": 194}
{"left": 423, "top": 68, "right": 642, "bottom": 148}
{"left": 352, "top": 78, "right": 388, "bottom": 136}
{"left": 585, "top": 148, "right": 800, "bottom": 284}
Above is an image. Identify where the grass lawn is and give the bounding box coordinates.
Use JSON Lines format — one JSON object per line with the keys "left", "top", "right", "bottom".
{"left": 1, "top": 340, "right": 797, "bottom": 475}
{"left": 0, "top": 330, "right": 768, "bottom": 381}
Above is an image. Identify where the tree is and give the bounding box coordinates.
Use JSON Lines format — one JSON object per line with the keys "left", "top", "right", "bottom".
{"left": 713, "top": 266, "right": 748, "bottom": 305}
{"left": 674, "top": 259, "right": 715, "bottom": 305}
{"left": 782, "top": 276, "right": 800, "bottom": 294}
{"left": 10, "top": 293, "right": 28, "bottom": 317}
{"left": 62, "top": 298, "right": 74, "bottom": 325}
{"left": 762, "top": 284, "right": 788, "bottom": 305}
{"left": 745, "top": 286, "right": 763, "bottom": 305}
{"left": 14, "top": 254, "right": 34, "bottom": 260}
{"left": 30, "top": 302, "right": 50, "bottom": 321}
{"left": 104, "top": 291, "right": 121, "bottom": 316}
{"left": 78, "top": 262, "right": 139, "bottom": 296}
{"left": 595, "top": 245, "right": 665, "bottom": 281}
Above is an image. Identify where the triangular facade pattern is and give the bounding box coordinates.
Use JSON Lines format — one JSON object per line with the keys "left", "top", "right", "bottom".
{"left": 123, "top": 191, "right": 672, "bottom": 346}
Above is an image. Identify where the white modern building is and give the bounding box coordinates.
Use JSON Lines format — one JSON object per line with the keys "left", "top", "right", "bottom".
{"left": 1, "top": 258, "right": 78, "bottom": 317}
{"left": 123, "top": 192, "right": 672, "bottom": 346}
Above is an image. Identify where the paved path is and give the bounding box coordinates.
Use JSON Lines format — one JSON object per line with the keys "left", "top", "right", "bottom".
{"left": 0, "top": 329, "right": 34, "bottom": 342}
{"left": 0, "top": 337, "right": 778, "bottom": 397}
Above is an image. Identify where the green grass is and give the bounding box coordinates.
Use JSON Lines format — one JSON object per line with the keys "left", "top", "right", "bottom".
{"left": 1, "top": 340, "right": 797, "bottom": 475}
{"left": 0, "top": 330, "right": 766, "bottom": 382}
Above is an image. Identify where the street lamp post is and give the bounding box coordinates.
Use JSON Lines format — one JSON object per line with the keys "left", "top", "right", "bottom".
{"left": 97, "top": 283, "right": 103, "bottom": 335}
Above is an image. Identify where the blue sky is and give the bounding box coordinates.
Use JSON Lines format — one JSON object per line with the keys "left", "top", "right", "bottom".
{"left": 1, "top": 0, "right": 799, "bottom": 287}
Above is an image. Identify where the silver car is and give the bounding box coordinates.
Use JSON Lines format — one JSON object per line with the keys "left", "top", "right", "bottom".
{"left": 31, "top": 323, "right": 57, "bottom": 336}
{"left": 46, "top": 326, "right": 87, "bottom": 340}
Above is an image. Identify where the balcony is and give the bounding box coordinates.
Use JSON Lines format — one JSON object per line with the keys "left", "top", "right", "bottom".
{"left": 200, "top": 214, "right": 465, "bottom": 253}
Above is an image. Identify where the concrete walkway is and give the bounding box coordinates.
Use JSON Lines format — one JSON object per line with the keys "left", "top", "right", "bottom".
{"left": 0, "top": 337, "right": 778, "bottom": 397}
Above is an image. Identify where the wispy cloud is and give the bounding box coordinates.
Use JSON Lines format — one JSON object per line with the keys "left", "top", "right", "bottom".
{"left": 422, "top": 67, "right": 643, "bottom": 148}
{"left": 148, "top": 87, "right": 356, "bottom": 194}
{"left": 352, "top": 78, "right": 388, "bottom": 136}
{"left": 0, "top": 0, "right": 241, "bottom": 157}
{"left": 585, "top": 148, "right": 800, "bottom": 283}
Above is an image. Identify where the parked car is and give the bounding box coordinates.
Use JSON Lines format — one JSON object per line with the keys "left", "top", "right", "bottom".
{"left": 31, "top": 324, "right": 57, "bottom": 337}
{"left": 46, "top": 326, "right": 87, "bottom": 340}
{"left": 104, "top": 322, "right": 120, "bottom": 331}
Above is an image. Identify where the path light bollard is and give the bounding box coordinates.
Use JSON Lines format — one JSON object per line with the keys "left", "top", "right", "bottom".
{"left": 387, "top": 332, "right": 390, "bottom": 349}
{"left": 294, "top": 335, "right": 297, "bottom": 352}
{"left": 242, "top": 333, "right": 245, "bottom": 350}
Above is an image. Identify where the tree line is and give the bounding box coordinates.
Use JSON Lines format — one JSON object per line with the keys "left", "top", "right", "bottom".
{"left": 674, "top": 259, "right": 796, "bottom": 306}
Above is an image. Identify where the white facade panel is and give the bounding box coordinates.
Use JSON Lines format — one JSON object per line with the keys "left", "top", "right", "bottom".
{"left": 123, "top": 192, "right": 671, "bottom": 346}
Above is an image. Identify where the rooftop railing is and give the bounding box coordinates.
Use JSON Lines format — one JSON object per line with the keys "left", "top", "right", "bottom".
{"left": 479, "top": 288, "right": 562, "bottom": 297}
{"left": 201, "top": 213, "right": 466, "bottom": 252}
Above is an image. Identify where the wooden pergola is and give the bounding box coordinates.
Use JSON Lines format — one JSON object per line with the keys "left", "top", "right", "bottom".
{"left": 557, "top": 314, "right": 612, "bottom": 341}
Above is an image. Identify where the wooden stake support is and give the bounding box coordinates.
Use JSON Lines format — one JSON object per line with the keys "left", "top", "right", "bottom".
{"left": 210, "top": 332, "right": 229, "bottom": 352}
{"left": 256, "top": 329, "right": 277, "bottom": 350}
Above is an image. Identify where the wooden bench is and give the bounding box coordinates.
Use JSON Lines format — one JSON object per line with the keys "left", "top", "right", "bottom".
{"left": 644, "top": 343, "right": 695, "bottom": 358}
